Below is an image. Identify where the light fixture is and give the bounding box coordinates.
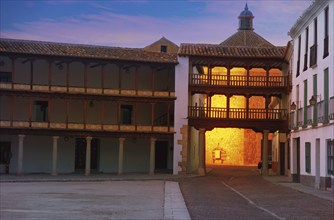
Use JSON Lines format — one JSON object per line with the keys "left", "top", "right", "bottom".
{"left": 309, "top": 95, "right": 321, "bottom": 106}
{"left": 290, "top": 102, "right": 297, "bottom": 111}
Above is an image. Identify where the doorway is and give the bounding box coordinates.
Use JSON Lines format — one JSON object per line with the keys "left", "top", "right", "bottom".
{"left": 0, "top": 142, "right": 11, "bottom": 174}
{"left": 293, "top": 138, "right": 300, "bottom": 182}
{"left": 75, "top": 138, "right": 99, "bottom": 171}
{"left": 155, "top": 141, "right": 169, "bottom": 172}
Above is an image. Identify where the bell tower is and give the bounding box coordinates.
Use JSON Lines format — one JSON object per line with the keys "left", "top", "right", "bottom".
{"left": 238, "top": 3, "right": 254, "bottom": 30}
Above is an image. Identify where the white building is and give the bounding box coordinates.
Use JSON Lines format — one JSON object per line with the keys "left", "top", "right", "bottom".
{"left": 288, "top": 0, "right": 334, "bottom": 190}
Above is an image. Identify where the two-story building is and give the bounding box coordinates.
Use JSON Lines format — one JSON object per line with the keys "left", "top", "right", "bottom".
{"left": 0, "top": 38, "right": 178, "bottom": 175}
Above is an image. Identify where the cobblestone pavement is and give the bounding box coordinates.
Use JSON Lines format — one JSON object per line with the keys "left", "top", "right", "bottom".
{"left": 179, "top": 166, "right": 334, "bottom": 220}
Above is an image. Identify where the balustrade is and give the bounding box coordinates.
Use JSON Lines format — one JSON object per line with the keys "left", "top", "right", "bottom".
{"left": 190, "top": 73, "right": 288, "bottom": 88}
{"left": 188, "top": 106, "right": 287, "bottom": 120}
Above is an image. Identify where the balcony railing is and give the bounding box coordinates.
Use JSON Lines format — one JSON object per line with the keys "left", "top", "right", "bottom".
{"left": 188, "top": 106, "right": 287, "bottom": 120}
{"left": 190, "top": 74, "right": 288, "bottom": 88}
{"left": 0, "top": 82, "right": 175, "bottom": 98}
{"left": 0, "top": 120, "right": 174, "bottom": 133}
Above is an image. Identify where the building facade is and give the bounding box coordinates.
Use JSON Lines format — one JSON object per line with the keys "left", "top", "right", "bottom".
{"left": 288, "top": 0, "right": 334, "bottom": 189}
{"left": 0, "top": 39, "right": 177, "bottom": 175}
{"left": 173, "top": 4, "right": 290, "bottom": 176}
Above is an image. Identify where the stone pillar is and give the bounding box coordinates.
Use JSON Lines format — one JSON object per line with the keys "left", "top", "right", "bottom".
{"left": 85, "top": 136, "right": 92, "bottom": 176}
{"left": 118, "top": 137, "right": 125, "bottom": 175}
{"left": 17, "top": 134, "right": 25, "bottom": 175}
{"left": 149, "top": 137, "right": 157, "bottom": 175}
{"left": 51, "top": 136, "right": 59, "bottom": 176}
{"left": 262, "top": 130, "right": 269, "bottom": 176}
{"left": 198, "top": 128, "right": 206, "bottom": 176}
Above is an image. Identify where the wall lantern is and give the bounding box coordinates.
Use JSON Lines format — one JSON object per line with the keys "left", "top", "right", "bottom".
{"left": 290, "top": 102, "right": 297, "bottom": 111}
{"left": 309, "top": 95, "right": 321, "bottom": 106}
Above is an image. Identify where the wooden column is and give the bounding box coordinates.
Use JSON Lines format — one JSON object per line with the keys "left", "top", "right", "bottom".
{"left": 66, "top": 62, "right": 70, "bottom": 92}
{"left": 11, "top": 58, "right": 15, "bottom": 89}
{"left": 48, "top": 61, "right": 52, "bottom": 91}
{"left": 227, "top": 66, "right": 231, "bottom": 86}
{"left": 135, "top": 66, "right": 138, "bottom": 95}
{"left": 28, "top": 97, "right": 33, "bottom": 126}
{"left": 83, "top": 100, "right": 87, "bottom": 129}
{"left": 246, "top": 66, "right": 250, "bottom": 86}
{"left": 85, "top": 136, "right": 93, "bottom": 176}
{"left": 48, "top": 97, "right": 51, "bottom": 127}
{"left": 101, "top": 64, "right": 105, "bottom": 94}
{"left": 151, "top": 66, "right": 155, "bottom": 93}
{"left": 246, "top": 94, "right": 250, "bottom": 119}
{"left": 10, "top": 95, "right": 13, "bottom": 126}
{"left": 66, "top": 99, "right": 69, "bottom": 128}
{"left": 84, "top": 63, "right": 88, "bottom": 93}
{"left": 151, "top": 103, "right": 155, "bottom": 131}
{"left": 30, "top": 60, "right": 34, "bottom": 90}
{"left": 226, "top": 94, "right": 230, "bottom": 119}
{"left": 118, "top": 65, "right": 122, "bottom": 94}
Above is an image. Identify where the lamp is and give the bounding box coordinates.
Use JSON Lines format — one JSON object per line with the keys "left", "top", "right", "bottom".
{"left": 58, "top": 64, "right": 64, "bottom": 70}
{"left": 290, "top": 102, "right": 297, "bottom": 111}
{"left": 309, "top": 95, "right": 321, "bottom": 105}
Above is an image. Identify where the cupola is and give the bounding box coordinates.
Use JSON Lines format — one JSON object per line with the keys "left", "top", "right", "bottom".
{"left": 238, "top": 3, "right": 254, "bottom": 30}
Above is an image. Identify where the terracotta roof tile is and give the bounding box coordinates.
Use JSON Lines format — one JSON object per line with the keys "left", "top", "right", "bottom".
{"left": 179, "top": 43, "right": 285, "bottom": 58}
{"left": 0, "top": 38, "right": 178, "bottom": 64}
{"left": 220, "top": 30, "right": 274, "bottom": 48}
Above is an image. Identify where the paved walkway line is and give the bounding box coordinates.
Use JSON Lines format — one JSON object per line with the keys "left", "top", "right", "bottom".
{"left": 221, "top": 181, "right": 286, "bottom": 220}
{"left": 164, "top": 181, "right": 191, "bottom": 220}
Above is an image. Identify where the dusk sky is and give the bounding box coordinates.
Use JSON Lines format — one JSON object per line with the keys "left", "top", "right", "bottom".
{"left": 0, "top": 0, "right": 312, "bottom": 48}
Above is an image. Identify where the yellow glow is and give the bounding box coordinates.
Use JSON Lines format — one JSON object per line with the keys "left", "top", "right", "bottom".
{"left": 204, "top": 67, "right": 265, "bottom": 166}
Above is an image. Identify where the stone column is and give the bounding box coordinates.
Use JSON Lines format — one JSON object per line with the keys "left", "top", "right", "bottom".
{"left": 262, "top": 130, "right": 269, "bottom": 176}
{"left": 51, "top": 136, "right": 59, "bottom": 176}
{"left": 149, "top": 137, "right": 157, "bottom": 175}
{"left": 17, "top": 134, "right": 25, "bottom": 175}
{"left": 118, "top": 137, "right": 125, "bottom": 175}
{"left": 85, "top": 136, "right": 92, "bottom": 176}
{"left": 198, "top": 128, "right": 206, "bottom": 176}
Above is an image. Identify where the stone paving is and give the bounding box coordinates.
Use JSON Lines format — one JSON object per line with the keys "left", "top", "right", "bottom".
{"left": 0, "top": 179, "right": 190, "bottom": 220}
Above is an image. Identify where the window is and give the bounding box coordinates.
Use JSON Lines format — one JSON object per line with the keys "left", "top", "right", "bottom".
{"left": 310, "top": 18, "right": 317, "bottom": 67}
{"left": 313, "top": 74, "right": 317, "bottom": 124}
{"left": 305, "top": 142, "right": 311, "bottom": 173}
{"left": 327, "top": 140, "right": 334, "bottom": 175}
{"left": 324, "top": 68, "right": 329, "bottom": 122}
{"left": 0, "top": 71, "right": 12, "bottom": 82}
{"left": 34, "top": 101, "right": 48, "bottom": 122}
{"left": 121, "top": 105, "right": 133, "bottom": 125}
{"left": 297, "top": 35, "right": 301, "bottom": 77}
{"left": 303, "top": 27, "right": 309, "bottom": 71}
{"left": 324, "top": 6, "right": 329, "bottom": 58}
{"left": 160, "top": 45, "right": 167, "bottom": 53}
{"left": 303, "top": 80, "right": 307, "bottom": 126}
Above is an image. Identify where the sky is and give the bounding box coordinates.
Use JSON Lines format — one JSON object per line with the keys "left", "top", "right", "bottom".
{"left": 0, "top": 0, "right": 312, "bottom": 48}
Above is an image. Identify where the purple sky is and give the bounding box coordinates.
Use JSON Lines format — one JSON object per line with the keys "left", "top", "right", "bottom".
{"left": 0, "top": 0, "right": 312, "bottom": 48}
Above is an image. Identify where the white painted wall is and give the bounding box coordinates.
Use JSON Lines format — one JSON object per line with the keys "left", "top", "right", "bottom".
{"left": 290, "top": 0, "right": 334, "bottom": 182}
{"left": 173, "top": 56, "right": 189, "bottom": 175}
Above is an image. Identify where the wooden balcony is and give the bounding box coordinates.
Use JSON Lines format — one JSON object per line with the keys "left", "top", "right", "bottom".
{"left": 189, "top": 74, "right": 289, "bottom": 95}
{"left": 188, "top": 106, "right": 288, "bottom": 132}
{"left": 0, "top": 120, "right": 174, "bottom": 137}
{"left": 0, "top": 82, "right": 175, "bottom": 100}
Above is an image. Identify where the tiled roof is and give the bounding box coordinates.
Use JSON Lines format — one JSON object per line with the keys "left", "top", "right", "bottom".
{"left": 0, "top": 38, "right": 178, "bottom": 64}
{"left": 179, "top": 43, "right": 286, "bottom": 58}
{"left": 179, "top": 29, "right": 286, "bottom": 58}
{"left": 220, "top": 30, "right": 274, "bottom": 48}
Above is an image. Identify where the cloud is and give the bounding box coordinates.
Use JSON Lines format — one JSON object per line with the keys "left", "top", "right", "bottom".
{"left": 0, "top": 1, "right": 312, "bottom": 48}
